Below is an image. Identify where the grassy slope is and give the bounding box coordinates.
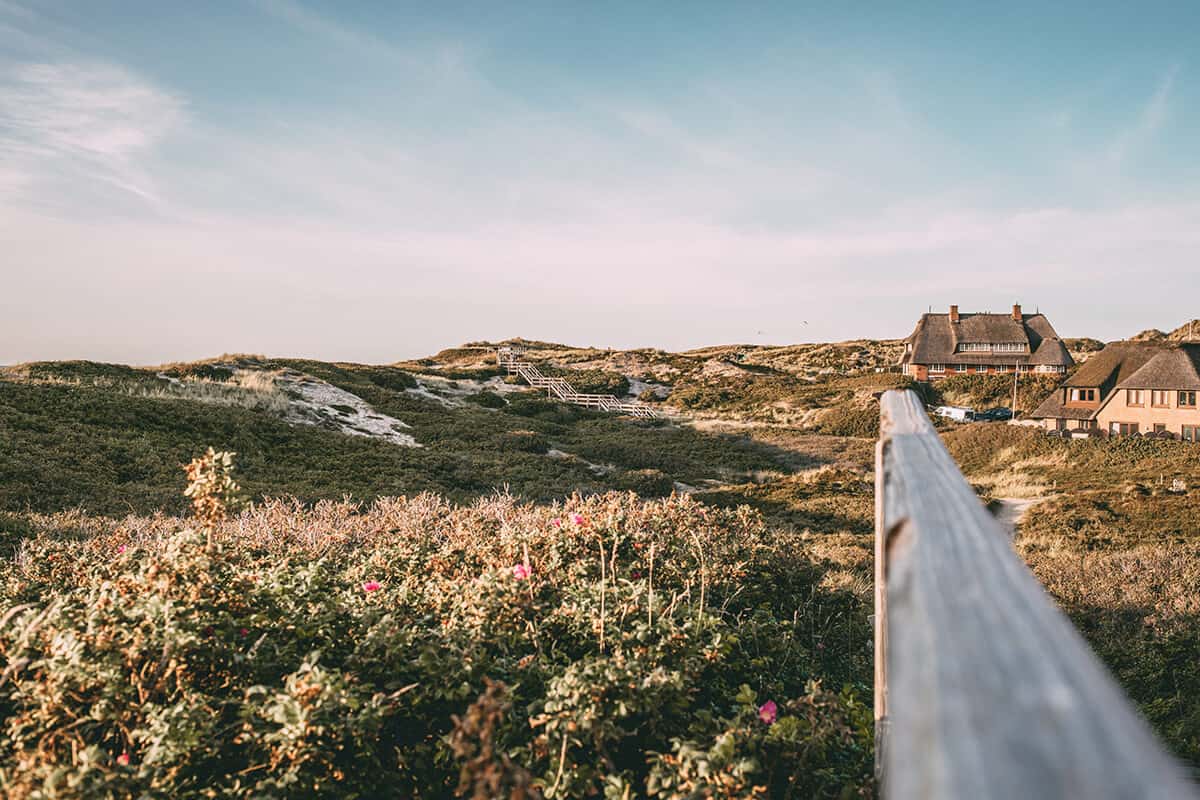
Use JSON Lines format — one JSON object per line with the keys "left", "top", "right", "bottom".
{"left": 945, "top": 424, "right": 1200, "bottom": 766}
{"left": 0, "top": 359, "right": 813, "bottom": 515}
{"left": 3, "top": 346, "right": 1198, "bottom": 773}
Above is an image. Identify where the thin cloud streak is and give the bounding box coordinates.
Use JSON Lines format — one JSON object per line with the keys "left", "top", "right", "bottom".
{"left": 0, "top": 61, "right": 183, "bottom": 207}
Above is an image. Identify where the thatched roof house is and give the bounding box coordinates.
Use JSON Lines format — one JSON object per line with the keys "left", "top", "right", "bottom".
{"left": 900, "top": 304, "right": 1073, "bottom": 381}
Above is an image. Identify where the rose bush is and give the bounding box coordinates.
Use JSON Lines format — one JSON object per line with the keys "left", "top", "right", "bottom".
{"left": 0, "top": 485, "right": 872, "bottom": 798}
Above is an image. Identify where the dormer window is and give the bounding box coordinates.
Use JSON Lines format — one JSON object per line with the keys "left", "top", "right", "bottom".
{"left": 955, "top": 342, "right": 1027, "bottom": 353}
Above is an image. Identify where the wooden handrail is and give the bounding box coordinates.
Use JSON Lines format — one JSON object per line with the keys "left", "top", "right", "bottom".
{"left": 495, "top": 350, "right": 659, "bottom": 418}
{"left": 875, "top": 389, "right": 1197, "bottom": 798}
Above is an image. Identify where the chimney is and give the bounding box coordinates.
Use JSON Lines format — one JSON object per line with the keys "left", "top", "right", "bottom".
{"left": 949, "top": 305, "right": 960, "bottom": 324}
{"left": 1012, "top": 303, "right": 1022, "bottom": 321}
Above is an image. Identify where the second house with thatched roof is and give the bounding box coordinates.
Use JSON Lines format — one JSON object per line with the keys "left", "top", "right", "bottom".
{"left": 1028, "top": 341, "right": 1200, "bottom": 440}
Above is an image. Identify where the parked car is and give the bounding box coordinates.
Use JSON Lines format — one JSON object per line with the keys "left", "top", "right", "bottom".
{"left": 977, "top": 407, "right": 1014, "bottom": 422}
{"left": 933, "top": 405, "right": 976, "bottom": 422}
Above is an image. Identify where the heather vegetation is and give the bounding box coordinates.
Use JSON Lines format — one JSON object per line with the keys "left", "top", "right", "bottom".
{"left": 2, "top": 339, "right": 1199, "bottom": 794}
{"left": 0, "top": 460, "right": 874, "bottom": 798}
{"left": 945, "top": 424, "right": 1200, "bottom": 766}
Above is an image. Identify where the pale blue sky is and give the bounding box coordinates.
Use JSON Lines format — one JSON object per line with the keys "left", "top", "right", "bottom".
{"left": 1, "top": 1, "right": 1198, "bottom": 363}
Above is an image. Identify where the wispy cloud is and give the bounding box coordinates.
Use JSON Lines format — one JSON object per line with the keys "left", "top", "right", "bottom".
{"left": 0, "top": 62, "right": 183, "bottom": 205}
{"left": 1107, "top": 64, "right": 1180, "bottom": 167}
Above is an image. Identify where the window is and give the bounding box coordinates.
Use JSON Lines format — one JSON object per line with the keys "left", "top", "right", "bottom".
{"left": 1069, "top": 388, "right": 1096, "bottom": 402}
{"left": 1180, "top": 391, "right": 1197, "bottom": 407}
{"left": 996, "top": 364, "right": 1009, "bottom": 373}
{"left": 1152, "top": 390, "right": 1171, "bottom": 407}
{"left": 958, "top": 343, "right": 990, "bottom": 352}
{"left": 1127, "top": 389, "right": 1145, "bottom": 406}
{"left": 1037, "top": 364, "right": 1066, "bottom": 374}
{"left": 1111, "top": 422, "right": 1140, "bottom": 436}
{"left": 993, "top": 342, "right": 1027, "bottom": 353}
{"left": 1184, "top": 425, "right": 1200, "bottom": 442}
{"left": 1154, "top": 424, "right": 1167, "bottom": 434}
{"left": 929, "top": 363, "right": 945, "bottom": 374}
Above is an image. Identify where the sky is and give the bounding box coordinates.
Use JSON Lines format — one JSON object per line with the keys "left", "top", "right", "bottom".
{"left": 1, "top": 1, "right": 1198, "bottom": 364}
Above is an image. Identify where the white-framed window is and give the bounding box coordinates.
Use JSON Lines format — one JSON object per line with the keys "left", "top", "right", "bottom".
{"left": 996, "top": 364, "right": 1010, "bottom": 373}
{"left": 958, "top": 343, "right": 990, "bottom": 352}
{"left": 929, "top": 363, "right": 945, "bottom": 374}
{"left": 994, "top": 342, "right": 1027, "bottom": 353}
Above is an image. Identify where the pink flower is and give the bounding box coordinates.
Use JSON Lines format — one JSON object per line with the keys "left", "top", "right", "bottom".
{"left": 362, "top": 581, "right": 382, "bottom": 592}
{"left": 552, "top": 518, "right": 561, "bottom": 528}
{"left": 758, "top": 700, "right": 777, "bottom": 725}
{"left": 512, "top": 564, "right": 531, "bottom": 580}
{"left": 117, "top": 545, "right": 126, "bottom": 554}
{"left": 239, "top": 628, "right": 249, "bottom": 637}
{"left": 571, "top": 513, "right": 587, "bottom": 526}
{"left": 116, "top": 753, "right": 130, "bottom": 766}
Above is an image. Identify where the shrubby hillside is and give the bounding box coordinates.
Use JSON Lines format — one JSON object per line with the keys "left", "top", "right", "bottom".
{"left": 0, "top": 471, "right": 874, "bottom": 797}
{"left": 2, "top": 331, "right": 1199, "bottom": 795}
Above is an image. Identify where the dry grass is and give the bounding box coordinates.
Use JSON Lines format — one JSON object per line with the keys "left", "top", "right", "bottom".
{"left": 128, "top": 369, "right": 291, "bottom": 415}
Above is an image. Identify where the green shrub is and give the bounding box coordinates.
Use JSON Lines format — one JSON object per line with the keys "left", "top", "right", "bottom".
{"left": 613, "top": 468, "right": 675, "bottom": 496}
{"left": 496, "top": 430, "right": 550, "bottom": 454}
{"left": 465, "top": 390, "right": 507, "bottom": 409}
{"left": 0, "top": 492, "right": 874, "bottom": 798}
{"left": 816, "top": 406, "right": 879, "bottom": 438}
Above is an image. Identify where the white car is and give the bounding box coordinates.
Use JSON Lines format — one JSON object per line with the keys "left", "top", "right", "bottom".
{"left": 933, "top": 405, "right": 976, "bottom": 422}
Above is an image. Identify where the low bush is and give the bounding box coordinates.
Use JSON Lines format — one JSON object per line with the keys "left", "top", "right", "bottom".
{"left": 815, "top": 406, "right": 878, "bottom": 438}
{"left": 0, "top": 484, "right": 874, "bottom": 798}
{"left": 465, "top": 390, "right": 508, "bottom": 409}
{"left": 612, "top": 468, "right": 675, "bottom": 496}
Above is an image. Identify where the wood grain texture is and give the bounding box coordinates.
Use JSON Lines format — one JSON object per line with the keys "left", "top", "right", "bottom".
{"left": 876, "top": 389, "right": 1198, "bottom": 799}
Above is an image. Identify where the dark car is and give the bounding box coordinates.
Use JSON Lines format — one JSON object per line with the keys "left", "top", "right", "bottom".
{"left": 978, "top": 407, "right": 1014, "bottom": 422}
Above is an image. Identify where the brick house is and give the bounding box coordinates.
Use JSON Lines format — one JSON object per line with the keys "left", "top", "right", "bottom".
{"left": 1028, "top": 342, "right": 1200, "bottom": 440}
{"left": 899, "top": 304, "right": 1074, "bottom": 381}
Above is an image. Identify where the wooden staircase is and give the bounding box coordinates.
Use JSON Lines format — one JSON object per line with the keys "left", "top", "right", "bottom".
{"left": 496, "top": 347, "right": 660, "bottom": 418}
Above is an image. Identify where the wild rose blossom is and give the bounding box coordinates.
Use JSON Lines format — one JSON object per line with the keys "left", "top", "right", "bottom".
{"left": 116, "top": 753, "right": 130, "bottom": 766}
{"left": 362, "top": 580, "right": 382, "bottom": 592}
{"left": 571, "top": 513, "right": 587, "bottom": 526}
{"left": 552, "top": 518, "right": 561, "bottom": 528}
{"left": 758, "top": 700, "right": 777, "bottom": 725}
{"left": 117, "top": 545, "right": 126, "bottom": 554}
{"left": 512, "top": 564, "right": 531, "bottom": 580}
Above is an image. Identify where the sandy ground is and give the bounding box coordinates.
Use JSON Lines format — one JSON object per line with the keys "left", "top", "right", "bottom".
{"left": 993, "top": 497, "right": 1041, "bottom": 539}
{"left": 275, "top": 371, "right": 420, "bottom": 447}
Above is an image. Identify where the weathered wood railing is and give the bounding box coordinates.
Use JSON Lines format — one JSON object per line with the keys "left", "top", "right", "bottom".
{"left": 874, "top": 389, "right": 1197, "bottom": 799}
{"left": 496, "top": 347, "right": 659, "bottom": 418}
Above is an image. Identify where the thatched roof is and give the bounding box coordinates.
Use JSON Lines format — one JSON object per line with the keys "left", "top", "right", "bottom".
{"left": 1027, "top": 393, "right": 1096, "bottom": 421}
{"left": 903, "top": 311, "right": 1073, "bottom": 367}
{"left": 1116, "top": 344, "right": 1200, "bottom": 390}
{"left": 1063, "top": 342, "right": 1164, "bottom": 388}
